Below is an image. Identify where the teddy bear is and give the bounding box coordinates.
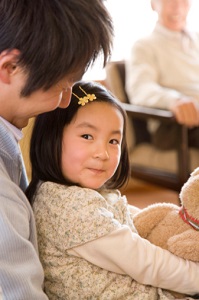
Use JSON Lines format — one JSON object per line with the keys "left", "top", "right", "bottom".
{"left": 132, "top": 167, "right": 199, "bottom": 299}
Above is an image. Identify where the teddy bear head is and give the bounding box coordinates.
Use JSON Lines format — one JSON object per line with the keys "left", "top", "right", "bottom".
{"left": 179, "top": 167, "right": 199, "bottom": 230}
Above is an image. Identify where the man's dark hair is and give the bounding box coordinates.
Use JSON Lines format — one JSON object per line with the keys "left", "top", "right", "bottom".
{"left": 0, "top": 0, "right": 113, "bottom": 96}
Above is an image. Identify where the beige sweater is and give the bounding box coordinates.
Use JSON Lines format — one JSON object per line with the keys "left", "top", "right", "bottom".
{"left": 125, "top": 23, "right": 199, "bottom": 109}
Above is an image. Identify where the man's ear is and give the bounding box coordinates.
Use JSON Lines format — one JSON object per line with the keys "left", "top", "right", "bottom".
{"left": 0, "top": 49, "right": 20, "bottom": 84}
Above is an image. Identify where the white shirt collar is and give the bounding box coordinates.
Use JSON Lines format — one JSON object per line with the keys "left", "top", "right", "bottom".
{"left": 0, "top": 117, "right": 23, "bottom": 141}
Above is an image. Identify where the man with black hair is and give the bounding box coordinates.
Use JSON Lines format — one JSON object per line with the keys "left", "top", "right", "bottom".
{"left": 0, "top": 0, "right": 113, "bottom": 298}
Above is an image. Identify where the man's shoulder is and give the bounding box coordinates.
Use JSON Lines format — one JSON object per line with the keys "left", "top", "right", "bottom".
{"left": 133, "top": 30, "right": 160, "bottom": 50}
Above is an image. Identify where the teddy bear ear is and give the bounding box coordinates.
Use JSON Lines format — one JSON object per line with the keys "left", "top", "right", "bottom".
{"left": 190, "top": 167, "right": 199, "bottom": 177}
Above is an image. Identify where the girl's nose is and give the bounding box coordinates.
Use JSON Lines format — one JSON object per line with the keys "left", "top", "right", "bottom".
{"left": 59, "top": 87, "right": 72, "bottom": 108}
{"left": 93, "top": 146, "right": 109, "bottom": 160}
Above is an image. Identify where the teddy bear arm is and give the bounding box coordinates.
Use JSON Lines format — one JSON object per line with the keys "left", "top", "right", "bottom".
{"left": 168, "top": 230, "right": 199, "bottom": 262}
{"left": 133, "top": 205, "right": 172, "bottom": 238}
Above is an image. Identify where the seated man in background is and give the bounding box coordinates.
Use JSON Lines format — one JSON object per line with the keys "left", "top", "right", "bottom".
{"left": 125, "top": 0, "right": 199, "bottom": 150}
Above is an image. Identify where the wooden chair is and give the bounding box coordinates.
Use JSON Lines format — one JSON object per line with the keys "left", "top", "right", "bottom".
{"left": 105, "top": 60, "right": 199, "bottom": 191}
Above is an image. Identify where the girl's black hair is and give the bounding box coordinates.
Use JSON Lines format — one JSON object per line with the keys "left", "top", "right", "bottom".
{"left": 26, "top": 81, "right": 130, "bottom": 205}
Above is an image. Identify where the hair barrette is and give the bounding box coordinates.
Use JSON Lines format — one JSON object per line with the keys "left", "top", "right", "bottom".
{"left": 72, "top": 86, "right": 96, "bottom": 106}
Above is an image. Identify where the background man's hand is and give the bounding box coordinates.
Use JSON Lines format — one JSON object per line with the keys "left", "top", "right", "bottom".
{"left": 170, "top": 99, "right": 199, "bottom": 127}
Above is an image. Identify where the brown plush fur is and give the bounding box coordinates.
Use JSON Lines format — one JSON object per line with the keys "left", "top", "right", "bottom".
{"left": 133, "top": 167, "right": 199, "bottom": 298}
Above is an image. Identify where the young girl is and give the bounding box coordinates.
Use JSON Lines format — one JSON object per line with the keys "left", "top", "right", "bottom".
{"left": 26, "top": 81, "right": 199, "bottom": 300}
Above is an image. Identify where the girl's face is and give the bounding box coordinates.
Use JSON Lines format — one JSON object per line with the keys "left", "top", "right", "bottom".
{"left": 61, "top": 101, "right": 124, "bottom": 189}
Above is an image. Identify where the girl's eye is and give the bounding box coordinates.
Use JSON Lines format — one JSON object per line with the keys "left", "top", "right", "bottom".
{"left": 82, "top": 134, "right": 93, "bottom": 140}
{"left": 110, "top": 139, "right": 120, "bottom": 145}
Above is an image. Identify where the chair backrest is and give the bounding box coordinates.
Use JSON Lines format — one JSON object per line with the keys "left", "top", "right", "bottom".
{"left": 106, "top": 60, "right": 128, "bottom": 103}
{"left": 106, "top": 61, "right": 151, "bottom": 145}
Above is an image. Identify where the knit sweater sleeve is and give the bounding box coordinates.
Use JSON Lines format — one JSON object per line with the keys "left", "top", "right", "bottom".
{"left": 33, "top": 183, "right": 123, "bottom": 251}
{"left": 69, "top": 226, "right": 199, "bottom": 296}
{"left": 125, "top": 38, "right": 185, "bottom": 109}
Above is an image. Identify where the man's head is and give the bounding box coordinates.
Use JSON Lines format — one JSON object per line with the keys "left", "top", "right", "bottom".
{"left": 151, "top": 0, "right": 192, "bottom": 31}
{"left": 0, "top": 0, "right": 113, "bottom": 97}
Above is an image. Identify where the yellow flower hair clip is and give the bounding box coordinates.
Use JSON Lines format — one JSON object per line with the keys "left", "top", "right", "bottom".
{"left": 72, "top": 86, "right": 96, "bottom": 106}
